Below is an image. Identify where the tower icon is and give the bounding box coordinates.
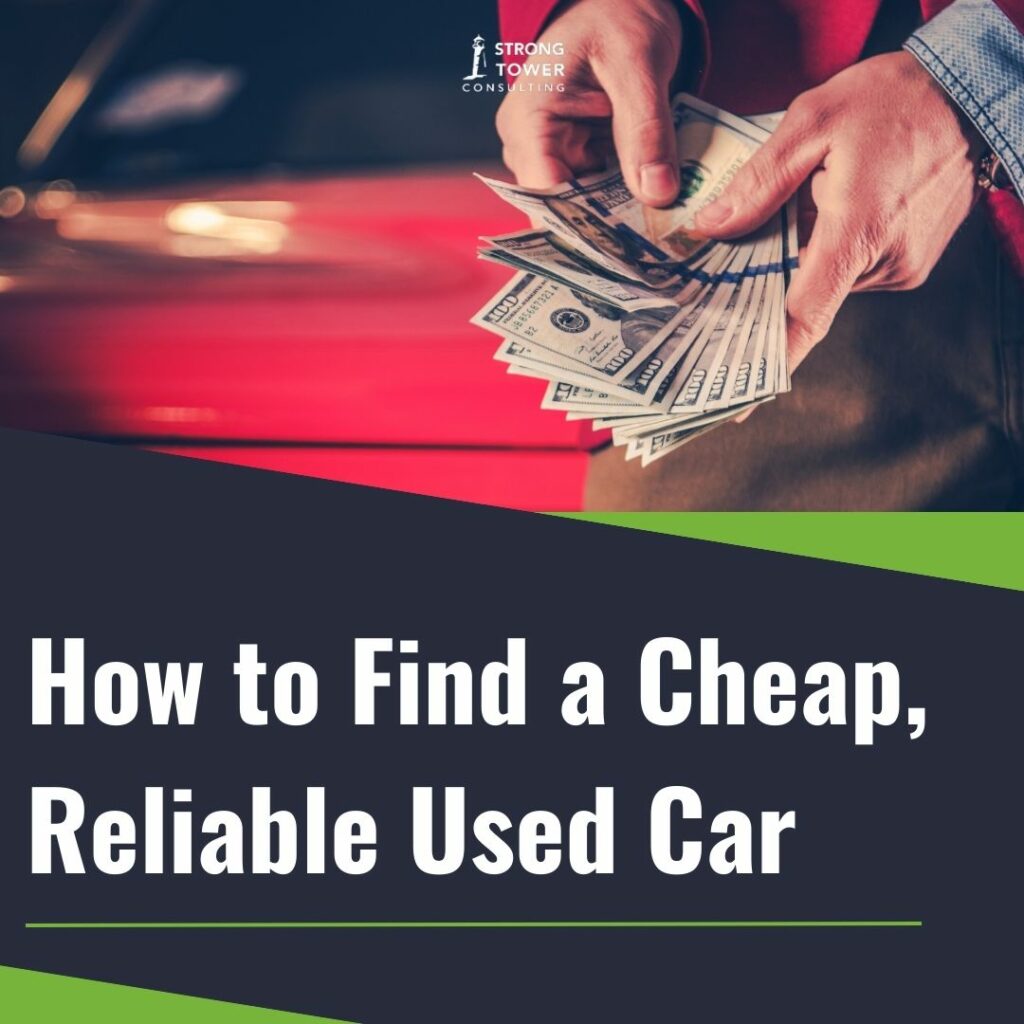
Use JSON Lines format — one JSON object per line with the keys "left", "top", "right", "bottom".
{"left": 464, "top": 34, "right": 487, "bottom": 81}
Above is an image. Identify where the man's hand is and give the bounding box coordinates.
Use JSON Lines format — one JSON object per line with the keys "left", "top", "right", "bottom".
{"left": 496, "top": 0, "right": 683, "bottom": 206}
{"left": 695, "top": 52, "right": 982, "bottom": 370}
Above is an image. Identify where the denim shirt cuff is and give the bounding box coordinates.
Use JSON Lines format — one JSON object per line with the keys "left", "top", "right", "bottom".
{"left": 905, "top": 0, "right": 1024, "bottom": 202}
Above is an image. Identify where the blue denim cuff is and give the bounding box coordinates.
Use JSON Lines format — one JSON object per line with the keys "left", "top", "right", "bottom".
{"left": 905, "top": 0, "right": 1024, "bottom": 201}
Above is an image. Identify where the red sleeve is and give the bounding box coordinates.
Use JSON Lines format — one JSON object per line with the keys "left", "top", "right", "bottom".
{"left": 497, "top": 0, "right": 711, "bottom": 88}
{"left": 986, "top": 190, "right": 1024, "bottom": 277}
{"left": 497, "top": 0, "right": 562, "bottom": 45}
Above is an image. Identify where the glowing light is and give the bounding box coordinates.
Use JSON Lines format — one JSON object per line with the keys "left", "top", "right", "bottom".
{"left": 142, "top": 406, "right": 219, "bottom": 424}
{"left": 164, "top": 201, "right": 290, "bottom": 256}
{"left": 164, "top": 203, "right": 225, "bottom": 235}
{"left": 0, "top": 187, "right": 26, "bottom": 218}
{"left": 35, "top": 180, "right": 77, "bottom": 216}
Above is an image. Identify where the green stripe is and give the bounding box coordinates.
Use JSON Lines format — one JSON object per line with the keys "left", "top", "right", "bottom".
{"left": 25, "top": 920, "right": 921, "bottom": 929}
{"left": 0, "top": 966, "right": 351, "bottom": 1023}
{"left": 559, "top": 512, "right": 1024, "bottom": 591}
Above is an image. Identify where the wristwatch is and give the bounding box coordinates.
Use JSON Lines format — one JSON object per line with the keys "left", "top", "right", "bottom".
{"left": 978, "top": 149, "right": 1012, "bottom": 192}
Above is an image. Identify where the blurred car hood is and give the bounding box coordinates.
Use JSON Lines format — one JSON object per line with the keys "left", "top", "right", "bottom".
{"left": 0, "top": 164, "right": 516, "bottom": 298}
{"left": 0, "top": 164, "right": 606, "bottom": 453}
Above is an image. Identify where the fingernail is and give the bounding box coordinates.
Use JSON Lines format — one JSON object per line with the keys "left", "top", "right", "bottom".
{"left": 696, "top": 199, "right": 731, "bottom": 229}
{"left": 639, "top": 161, "right": 677, "bottom": 201}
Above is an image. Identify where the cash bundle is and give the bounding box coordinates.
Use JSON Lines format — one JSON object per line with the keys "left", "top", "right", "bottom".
{"left": 471, "top": 95, "right": 798, "bottom": 467}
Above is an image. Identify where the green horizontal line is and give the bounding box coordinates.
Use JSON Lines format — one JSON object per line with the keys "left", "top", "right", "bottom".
{"left": 25, "top": 920, "right": 922, "bottom": 930}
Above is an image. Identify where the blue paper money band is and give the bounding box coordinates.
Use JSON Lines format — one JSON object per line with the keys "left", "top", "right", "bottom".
{"left": 677, "top": 257, "right": 798, "bottom": 284}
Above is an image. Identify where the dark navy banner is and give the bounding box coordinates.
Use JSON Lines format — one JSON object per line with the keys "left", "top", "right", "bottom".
{"left": 0, "top": 429, "right": 1018, "bottom": 1022}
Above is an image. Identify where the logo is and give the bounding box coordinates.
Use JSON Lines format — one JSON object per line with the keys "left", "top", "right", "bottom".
{"left": 550, "top": 308, "right": 590, "bottom": 333}
{"left": 461, "top": 34, "right": 566, "bottom": 94}
{"left": 464, "top": 34, "right": 488, "bottom": 82}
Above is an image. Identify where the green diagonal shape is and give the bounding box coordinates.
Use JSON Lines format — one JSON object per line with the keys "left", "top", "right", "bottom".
{"left": 560, "top": 513, "right": 1024, "bottom": 591}
{"left": 0, "top": 966, "right": 354, "bottom": 1023}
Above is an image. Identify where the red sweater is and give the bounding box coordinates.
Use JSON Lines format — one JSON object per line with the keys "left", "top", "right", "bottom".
{"left": 498, "top": 0, "right": 1024, "bottom": 276}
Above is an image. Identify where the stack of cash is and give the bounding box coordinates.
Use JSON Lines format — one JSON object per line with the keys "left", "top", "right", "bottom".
{"left": 470, "top": 95, "right": 797, "bottom": 466}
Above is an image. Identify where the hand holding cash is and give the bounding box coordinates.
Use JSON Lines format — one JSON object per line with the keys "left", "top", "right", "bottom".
{"left": 493, "top": 0, "right": 684, "bottom": 206}
{"left": 471, "top": 95, "right": 798, "bottom": 466}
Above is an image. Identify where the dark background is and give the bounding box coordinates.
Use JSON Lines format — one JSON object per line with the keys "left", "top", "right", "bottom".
{"left": 1, "top": 0, "right": 503, "bottom": 188}
{"left": 1, "top": 427, "right": 1020, "bottom": 1022}
{"left": 0, "top": 1, "right": 118, "bottom": 184}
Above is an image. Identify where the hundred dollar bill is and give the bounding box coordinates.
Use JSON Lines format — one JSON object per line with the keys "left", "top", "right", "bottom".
{"left": 472, "top": 272, "right": 680, "bottom": 382}
{"left": 621, "top": 397, "right": 772, "bottom": 461}
{"left": 596, "top": 238, "right": 772, "bottom": 434}
{"left": 639, "top": 94, "right": 768, "bottom": 262}
{"left": 540, "top": 380, "right": 644, "bottom": 416}
{"left": 469, "top": 97, "right": 799, "bottom": 470}
{"left": 479, "top": 230, "right": 682, "bottom": 311}
{"left": 660, "top": 227, "right": 784, "bottom": 416}
{"left": 633, "top": 398, "right": 775, "bottom": 466}
{"left": 515, "top": 237, "right": 753, "bottom": 418}
{"left": 724, "top": 256, "right": 775, "bottom": 405}
{"left": 475, "top": 95, "right": 774, "bottom": 288}
{"left": 615, "top": 275, "right": 729, "bottom": 407}
{"left": 628, "top": 421, "right": 720, "bottom": 463}
{"left": 663, "top": 268, "right": 748, "bottom": 413}
{"left": 582, "top": 238, "right": 744, "bottom": 408}
{"left": 507, "top": 220, "right": 788, "bottom": 429}
{"left": 474, "top": 169, "right": 676, "bottom": 287}
{"left": 478, "top": 228, "right": 739, "bottom": 390}
{"left": 637, "top": 242, "right": 756, "bottom": 413}
{"left": 492, "top": 337, "right": 652, "bottom": 403}
{"left": 696, "top": 234, "right": 776, "bottom": 412}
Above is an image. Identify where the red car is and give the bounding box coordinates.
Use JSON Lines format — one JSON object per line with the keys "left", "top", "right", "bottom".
{"left": 0, "top": 0, "right": 605, "bottom": 509}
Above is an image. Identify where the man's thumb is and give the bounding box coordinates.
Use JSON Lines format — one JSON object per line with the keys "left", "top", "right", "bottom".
{"left": 606, "top": 72, "right": 679, "bottom": 208}
{"left": 695, "top": 110, "right": 828, "bottom": 238}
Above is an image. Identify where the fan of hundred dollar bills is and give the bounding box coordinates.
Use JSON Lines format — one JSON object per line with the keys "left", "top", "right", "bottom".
{"left": 470, "top": 94, "right": 797, "bottom": 466}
